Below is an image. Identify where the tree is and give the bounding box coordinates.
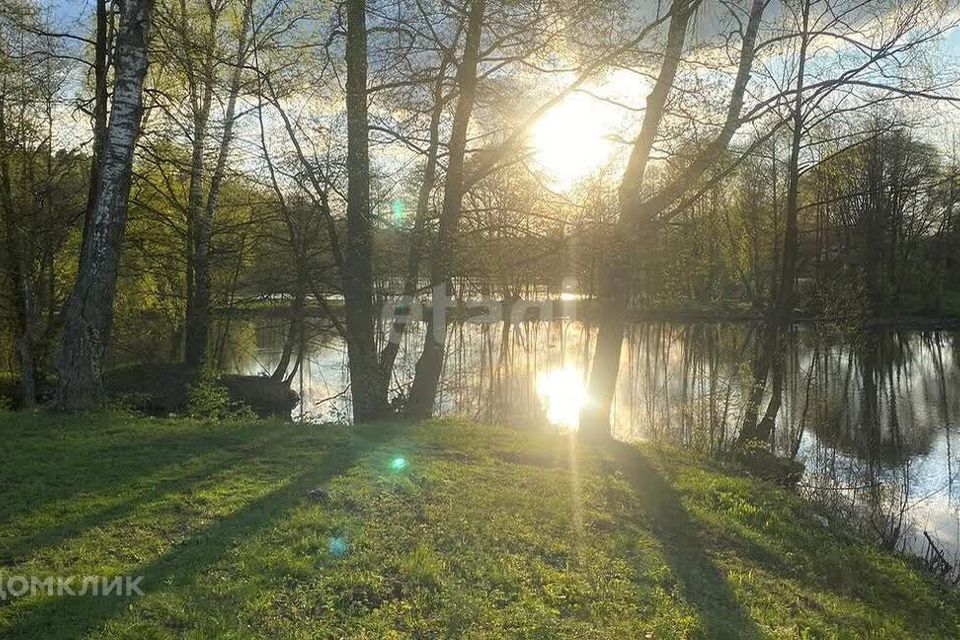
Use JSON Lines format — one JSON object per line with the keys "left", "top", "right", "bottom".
{"left": 580, "top": 0, "right": 768, "bottom": 439}
{"left": 340, "top": 0, "right": 390, "bottom": 420}
{"left": 405, "top": 0, "right": 487, "bottom": 419}
{"left": 79, "top": 0, "right": 114, "bottom": 273}
{"left": 398, "top": 0, "right": 644, "bottom": 417}
{"left": 143, "top": 0, "right": 258, "bottom": 367}
{"left": 737, "top": 0, "right": 959, "bottom": 447}
{"left": 56, "top": 0, "right": 153, "bottom": 410}
{"left": 0, "top": 2, "right": 86, "bottom": 406}
{"left": 739, "top": 0, "right": 811, "bottom": 445}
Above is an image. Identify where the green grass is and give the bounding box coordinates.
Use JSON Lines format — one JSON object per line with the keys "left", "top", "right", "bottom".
{"left": 0, "top": 412, "right": 956, "bottom": 638}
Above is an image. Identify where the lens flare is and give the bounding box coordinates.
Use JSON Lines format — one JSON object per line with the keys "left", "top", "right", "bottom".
{"left": 327, "top": 536, "right": 349, "bottom": 558}
{"left": 391, "top": 198, "right": 406, "bottom": 225}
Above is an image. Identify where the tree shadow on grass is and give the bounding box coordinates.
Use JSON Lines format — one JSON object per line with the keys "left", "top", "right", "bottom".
{"left": 697, "top": 493, "right": 957, "bottom": 633}
{"left": 3, "top": 427, "right": 402, "bottom": 640}
{"left": 1, "top": 428, "right": 291, "bottom": 563}
{"left": 606, "top": 442, "right": 764, "bottom": 640}
{"left": 0, "top": 420, "right": 288, "bottom": 528}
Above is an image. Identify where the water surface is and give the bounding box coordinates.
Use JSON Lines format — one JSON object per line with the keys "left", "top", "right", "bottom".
{"left": 225, "top": 318, "right": 960, "bottom": 567}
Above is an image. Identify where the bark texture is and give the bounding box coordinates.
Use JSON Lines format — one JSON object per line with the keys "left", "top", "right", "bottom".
{"left": 80, "top": 0, "right": 111, "bottom": 275}
{"left": 56, "top": 0, "right": 153, "bottom": 410}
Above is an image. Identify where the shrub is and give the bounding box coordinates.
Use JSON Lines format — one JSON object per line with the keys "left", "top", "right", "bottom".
{"left": 186, "top": 367, "right": 232, "bottom": 421}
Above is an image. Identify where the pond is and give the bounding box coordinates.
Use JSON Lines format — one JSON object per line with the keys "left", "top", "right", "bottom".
{"left": 224, "top": 316, "right": 960, "bottom": 569}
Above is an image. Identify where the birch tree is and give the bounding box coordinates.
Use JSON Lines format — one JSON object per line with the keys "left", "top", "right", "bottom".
{"left": 57, "top": 0, "right": 153, "bottom": 410}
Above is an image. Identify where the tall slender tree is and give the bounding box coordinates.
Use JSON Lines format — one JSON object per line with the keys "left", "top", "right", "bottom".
{"left": 580, "top": 0, "right": 767, "bottom": 439}
{"left": 405, "top": 0, "right": 487, "bottom": 419}
{"left": 343, "top": 0, "right": 390, "bottom": 420}
{"left": 739, "top": 0, "right": 811, "bottom": 445}
{"left": 56, "top": 0, "right": 153, "bottom": 410}
{"left": 182, "top": 0, "right": 256, "bottom": 367}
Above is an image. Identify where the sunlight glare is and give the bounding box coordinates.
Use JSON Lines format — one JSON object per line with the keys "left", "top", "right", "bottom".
{"left": 530, "top": 69, "right": 645, "bottom": 189}
{"left": 531, "top": 93, "right": 614, "bottom": 188}
{"left": 536, "top": 367, "right": 588, "bottom": 431}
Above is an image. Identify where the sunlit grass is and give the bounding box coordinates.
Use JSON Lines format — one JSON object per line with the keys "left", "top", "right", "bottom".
{"left": 0, "top": 412, "right": 956, "bottom": 638}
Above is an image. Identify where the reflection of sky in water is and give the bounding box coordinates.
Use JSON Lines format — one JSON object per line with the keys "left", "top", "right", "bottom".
{"left": 895, "top": 428, "right": 960, "bottom": 560}
{"left": 228, "top": 319, "right": 960, "bottom": 565}
{"left": 798, "top": 427, "right": 960, "bottom": 561}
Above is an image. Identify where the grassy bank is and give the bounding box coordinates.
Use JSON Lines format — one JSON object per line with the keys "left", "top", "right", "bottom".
{"left": 0, "top": 413, "right": 956, "bottom": 638}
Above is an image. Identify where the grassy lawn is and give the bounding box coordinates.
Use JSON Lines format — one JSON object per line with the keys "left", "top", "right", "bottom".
{"left": 0, "top": 413, "right": 957, "bottom": 638}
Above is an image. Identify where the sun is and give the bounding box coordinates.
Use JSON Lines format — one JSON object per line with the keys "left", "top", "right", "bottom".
{"left": 531, "top": 93, "right": 615, "bottom": 188}
{"left": 528, "top": 69, "right": 647, "bottom": 189}
{"left": 529, "top": 67, "right": 646, "bottom": 189}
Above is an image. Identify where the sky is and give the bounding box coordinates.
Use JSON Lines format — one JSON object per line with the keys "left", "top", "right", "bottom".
{"left": 44, "top": 1, "right": 960, "bottom": 83}
{"left": 39, "top": 0, "right": 960, "bottom": 172}
{"left": 949, "top": 24, "right": 960, "bottom": 52}
{"left": 50, "top": 0, "right": 87, "bottom": 23}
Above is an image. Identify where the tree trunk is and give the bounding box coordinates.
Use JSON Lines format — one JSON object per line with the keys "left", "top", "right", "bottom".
{"left": 80, "top": 0, "right": 111, "bottom": 274}
{"left": 343, "top": 0, "right": 389, "bottom": 421}
{"left": 379, "top": 77, "right": 446, "bottom": 382}
{"left": 186, "top": 0, "right": 254, "bottom": 368}
{"left": 578, "top": 277, "right": 628, "bottom": 439}
{"left": 182, "top": 6, "right": 217, "bottom": 367}
{"left": 182, "top": 108, "right": 208, "bottom": 365}
{"left": 581, "top": 0, "right": 766, "bottom": 439}
{"left": 738, "top": 0, "right": 809, "bottom": 447}
{"left": 405, "top": 0, "right": 486, "bottom": 419}
{"left": 0, "top": 98, "right": 37, "bottom": 407}
{"left": 773, "top": 0, "right": 809, "bottom": 329}
{"left": 936, "top": 181, "right": 955, "bottom": 311}
{"left": 273, "top": 282, "right": 306, "bottom": 382}
{"left": 56, "top": 0, "right": 153, "bottom": 410}
{"left": 580, "top": 0, "right": 696, "bottom": 439}
{"left": 755, "top": 334, "right": 785, "bottom": 443}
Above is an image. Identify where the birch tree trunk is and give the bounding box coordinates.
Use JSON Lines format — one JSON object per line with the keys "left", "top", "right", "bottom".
{"left": 56, "top": 0, "right": 153, "bottom": 410}
{"left": 79, "top": 0, "right": 111, "bottom": 275}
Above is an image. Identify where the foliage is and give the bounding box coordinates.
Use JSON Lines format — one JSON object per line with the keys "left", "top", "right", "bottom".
{"left": 185, "top": 367, "right": 232, "bottom": 421}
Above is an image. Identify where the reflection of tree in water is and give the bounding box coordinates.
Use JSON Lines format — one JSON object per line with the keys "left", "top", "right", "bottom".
{"left": 615, "top": 323, "right": 747, "bottom": 447}
{"left": 798, "top": 329, "right": 959, "bottom": 552}
{"left": 809, "top": 330, "right": 914, "bottom": 463}
{"left": 444, "top": 319, "right": 593, "bottom": 428}
{"left": 452, "top": 320, "right": 959, "bottom": 555}
{"left": 229, "top": 317, "right": 960, "bottom": 555}
{"left": 228, "top": 319, "right": 957, "bottom": 451}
